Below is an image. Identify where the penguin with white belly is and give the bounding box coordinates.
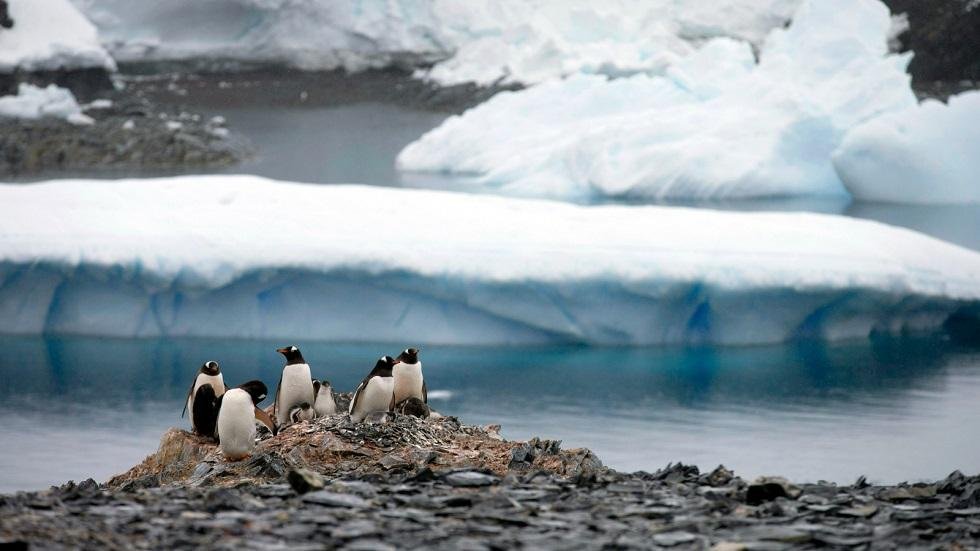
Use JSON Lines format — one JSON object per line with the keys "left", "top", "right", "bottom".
{"left": 273, "top": 346, "right": 316, "bottom": 429}
{"left": 349, "top": 356, "right": 395, "bottom": 422}
{"left": 217, "top": 381, "right": 277, "bottom": 460}
{"left": 182, "top": 361, "right": 225, "bottom": 437}
{"left": 391, "top": 348, "right": 426, "bottom": 409}
{"left": 313, "top": 379, "right": 337, "bottom": 417}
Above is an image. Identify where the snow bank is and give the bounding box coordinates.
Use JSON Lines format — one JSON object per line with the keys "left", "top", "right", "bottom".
{"left": 72, "top": 0, "right": 798, "bottom": 86}
{"left": 833, "top": 91, "right": 980, "bottom": 204}
{"left": 397, "top": 0, "right": 917, "bottom": 201}
{"left": 0, "top": 0, "right": 115, "bottom": 73}
{"left": 0, "top": 83, "right": 93, "bottom": 124}
{"left": 0, "top": 175, "right": 977, "bottom": 345}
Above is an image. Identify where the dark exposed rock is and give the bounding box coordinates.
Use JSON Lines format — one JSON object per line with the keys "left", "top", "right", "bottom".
{"left": 882, "top": 0, "right": 980, "bottom": 84}
{"left": 287, "top": 468, "right": 326, "bottom": 494}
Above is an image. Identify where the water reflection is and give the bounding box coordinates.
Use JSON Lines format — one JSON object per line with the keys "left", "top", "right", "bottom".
{"left": 1, "top": 336, "right": 978, "bottom": 491}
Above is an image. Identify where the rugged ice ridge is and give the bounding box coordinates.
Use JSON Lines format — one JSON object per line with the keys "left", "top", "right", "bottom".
{"left": 397, "top": 0, "right": 917, "bottom": 201}
{"left": 71, "top": 0, "right": 799, "bottom": 86}
{"left": 0, "top": 0, "right": 115, "bottom": 73}
{"left": 833, "top": 91, "right": 980, "bottom": 205}
{"left": 0, "top": 176, "right": 978, "bottom": 345}
{"left": 0, "top": 83, "right": 93, "bottom": 124}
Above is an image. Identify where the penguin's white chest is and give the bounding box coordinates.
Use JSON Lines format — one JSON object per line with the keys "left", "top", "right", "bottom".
{"left": 217, "top": 389, "right": 256, "bottom": 460}
{"left": 277, "top": 363, "right": 314, "bottom": 423}
{"left": 188, "top": 373, "right": 225, "bottom": 413}
{"left": 314, "top": 387, "right": 337, "bottom": 416}
{"left": 392, "top": 362, "right": 423, "bottom": 404}
{"left": 349, "top": 377, "right": 393, "bottom": 421}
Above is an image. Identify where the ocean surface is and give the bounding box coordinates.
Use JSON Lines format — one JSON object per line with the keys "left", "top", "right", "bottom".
{"left": 0, "top": 336, "right": 978, "bottom": 493}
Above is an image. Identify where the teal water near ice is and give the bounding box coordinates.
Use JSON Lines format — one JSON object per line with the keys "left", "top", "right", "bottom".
{"left": 1, "top": 335, "right": 978, "bottom": 493}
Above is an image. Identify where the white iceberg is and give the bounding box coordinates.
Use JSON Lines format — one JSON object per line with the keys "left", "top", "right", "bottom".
{"left": 397, "top": 0, "right": 917, "bottom": 201}
{"left": 0, "top": 175, "right": 977, "bottom": 345}
{"left": 0, "top": 0, "right": 115, "bottom": 73}
{"left": 0, "top": 83, "right": 93, "bottom": 124}
{"left": 833, "top": 91, "right": 980, "bottom": 205}
{"left": 72, "top": 0, "right": 798, "bottom": 86}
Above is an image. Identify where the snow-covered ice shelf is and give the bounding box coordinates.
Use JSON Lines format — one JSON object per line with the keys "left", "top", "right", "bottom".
{"left": 0, "top": 83, "right": 93, "bottom": 124}
{"left": 0, "top": 175, "right": 977, "bottom": 345}
{"left": 0, "top": 0, "right": 115, "bottom": 73}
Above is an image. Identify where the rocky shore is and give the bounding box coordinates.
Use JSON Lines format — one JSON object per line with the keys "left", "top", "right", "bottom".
{"left": 2, "top": 408, "right": 979, "bottom": 550}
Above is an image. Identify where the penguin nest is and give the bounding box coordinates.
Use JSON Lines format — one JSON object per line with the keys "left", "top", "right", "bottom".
{"left": 107, "top": 412, "right": 603, "bottom": 489}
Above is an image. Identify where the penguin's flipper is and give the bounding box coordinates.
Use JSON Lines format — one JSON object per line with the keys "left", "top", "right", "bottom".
{"left": 181, "top": 373, "right": 198, "bottom": 418}
{"left": 422, "top": 380, "right": 427, "bottom": 404}
{"left": 349, "top": 379, "right": 368, "bottom": 416}
{"left": 388, "top": 392, "right": 395, "bottom": 412}
{"left": 254, "top": 406, "right": 277, "bottom": 436}
{"left": 273, "top": 371, "right": 283, "bottom": 419}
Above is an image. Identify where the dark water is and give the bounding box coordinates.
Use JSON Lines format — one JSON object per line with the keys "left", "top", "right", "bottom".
{"left": 1, "top": 335, "right": 979, "bottom": 492}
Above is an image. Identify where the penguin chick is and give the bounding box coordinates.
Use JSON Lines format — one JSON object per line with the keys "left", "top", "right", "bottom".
{"left": 191, "top": 384, "right": 220, "bottom": 439}
{"left": 393, "top": 396, "right": 430, "bottom": 419}
{"left": 217, "top": 388, "right": 257, "bottom": 461}
{"left": 274, "top": 346, "right": 315, "bottom": 429}
{"left": 313, "top": 379, "right": 337, "bottom": 417}
{"left": 289, "top": 402, "right": 315, "bottom": 424}
{"left": 349, "top": 356, "right": 395, "bottom": 422}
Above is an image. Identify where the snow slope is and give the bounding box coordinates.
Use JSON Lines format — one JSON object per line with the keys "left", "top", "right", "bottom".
{"left": 397, "top": 0, "right": 916, "bottom": 201}
{"left": 0, "top": 0, "right": 115, "bottom": 73}
{"left": 0, "top": 84, "right": 93, "bottom": 124}
{"left": 834, "top": 91, "right": 980, "bottom": 204}
{"left": 0, "top": 175, "right": 977, "bottom": 345}
{"left": 71, "top": 0, "right": 799, "bottom": 86}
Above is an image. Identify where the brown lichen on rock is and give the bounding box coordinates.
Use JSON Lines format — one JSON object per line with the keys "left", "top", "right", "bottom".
{"left": 107, "top": 413, "right": 603, "bottom": 490}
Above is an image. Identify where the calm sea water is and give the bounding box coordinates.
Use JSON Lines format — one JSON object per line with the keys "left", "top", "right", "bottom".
{"left": 0, "top": 335, "right": 978, "bottom": 493}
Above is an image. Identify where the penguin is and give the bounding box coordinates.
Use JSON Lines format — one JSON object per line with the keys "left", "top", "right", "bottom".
{"left": 183, "top": 361, "right": 225, "bottom": 435}
{"left": 391, "top": 348, "right": 426, "bottom": 409}
{"left": 349, "top": 356, "right": 395, "bottom": 422}
{"left": 216, "top": 388, "right": 258, "bottom": 460}
{"left": 313, "top": 379, "right": 337, "bottom": 417}
{"left": 237, "top": 380, "right": 277, "bottom": 435}
{"left": 191, "top": 384, "right": 220, "bottom": 439}
{"left": 273, "top": 346, "right": 315, "bottom": 428}
{"left": 289, "top": 402, "right": 316, "bottom": 424}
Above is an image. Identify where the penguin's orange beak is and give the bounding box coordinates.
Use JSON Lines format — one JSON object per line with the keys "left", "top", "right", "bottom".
{"left": 276, "top": 347, "right": 289, "bottom": 355}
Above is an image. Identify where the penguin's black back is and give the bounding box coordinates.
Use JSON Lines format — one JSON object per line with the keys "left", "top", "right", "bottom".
{"left": 192, "top": 384, "right": 220, "bottom": 440}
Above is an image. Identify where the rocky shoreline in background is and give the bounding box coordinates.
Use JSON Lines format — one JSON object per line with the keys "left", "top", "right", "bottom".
{"left": 2, "top": 408, "right": 979, "bottom": 550}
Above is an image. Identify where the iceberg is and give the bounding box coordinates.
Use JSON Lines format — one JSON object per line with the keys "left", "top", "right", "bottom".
{"left": 71, "top": 0, "right": 798, "bottom": 86}
{"left": 0, "top": 83, "right": 93, "bottom": 124}
{"left": 0, "top": 175, "right": 977, "bottom": 346}
{"left": 397, "top": 0, "right": 917, "bottom": 201}
{"left": 833, "top": 91, "right": 980, "bottom": 205}
{"left": 0, "top": 0, "right": 115, "bottom": 73}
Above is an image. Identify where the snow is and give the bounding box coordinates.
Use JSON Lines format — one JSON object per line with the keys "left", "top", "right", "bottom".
{"left": 71, "top": 0, "right": 799, "bottom": 86}
{"left": 0, "top": 83, "right": 93, "bottom": 125}
{"left": 0, "top": 0, "right": 115, "bottom": 73}
{"left": 0, "top": 175, "right": 977, "bottom": 346}
{"left": 397, "top": 0, "right": 917, "bottom": 201}
{"left": 833, "top": 91, "right": 980, "bottom": 205}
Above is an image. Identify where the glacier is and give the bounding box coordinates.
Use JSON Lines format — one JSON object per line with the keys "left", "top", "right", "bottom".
{"left": 397, "top": 0, "right": 918, "bottom": 201}
{"left": 0, "top": 0, "right": 115, "bottom": 73}
{"left": 0, "top": 83, "right": 93, "bottom": 124}
{"left": 71, "top": 0, "right": 799, "bottom": 86}
{"left": 834, "top": 91, "right": 980, "bottom": 205}
{"left": 0, "top": 175, "right": 978, "bottom": 346}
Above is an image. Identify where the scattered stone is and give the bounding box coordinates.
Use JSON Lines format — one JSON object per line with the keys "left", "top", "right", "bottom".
{"left": 302, "top": 491, "right": 370, "bottom": 509}
{"left": 444, "top": 471, "right": 499, "bottom": 488}
{"left": 746, "top": 477, "right": 801, "bottom": 505}
{"left": 287, "top": 468, "right": 326, "bottom": 494}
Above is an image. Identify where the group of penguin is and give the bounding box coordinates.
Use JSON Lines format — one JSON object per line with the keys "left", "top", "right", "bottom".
{"left": 183, "top": 345, "right": 426, "bottom": 460}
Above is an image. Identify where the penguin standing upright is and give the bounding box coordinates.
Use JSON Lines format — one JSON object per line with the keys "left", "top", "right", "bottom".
{"left": 273, "top": 346, "right": 315, "bottom": 428}
{"left": 391, "top": 348, "right": 426, "bottom": 408}
{"left": 183, "top": 361, "right": 225, "bottom": 436}
{"left": 217, "top": 388, "right": 258, "bottom": 460}
{"left": 349, "top": 356, "right": 395, "bottom": 422}
{"left": 313, "top": 379, "right": 337, "bottom": 416}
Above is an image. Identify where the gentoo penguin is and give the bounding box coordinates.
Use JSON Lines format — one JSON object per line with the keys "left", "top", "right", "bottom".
{"left": 289, "top": 402, "right": 316, "bottom": 424}
{"left": 191, "top": 384, "right": 220, "bottom": 439}
{"left": 312, "top": 379, "right": 337, "bottom": 417}
{"left": 183, "top": 361, "right": 225, "bottom": 435}
{"left": 217, "top": 388, "right": 258, "bottom": 460}
{"left": 273, "top": 346, "right": 315, "bottom": 428}
{"left": 237, "top": 380, "right": 277, "bottom": 435}
{"left": 391, "top": 348, "right": 426, "bottom": 409}
{"left": 349, "top": 356, "right": 395, "bottom": 422}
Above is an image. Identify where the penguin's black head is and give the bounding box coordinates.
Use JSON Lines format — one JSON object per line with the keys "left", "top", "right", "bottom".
{"left": 200, "top": 361, "right": 220, "bottom": 376}
{"left": 371, "top": 356, "right": 395, "bottom": 377}
{"left": 237, "top": 380, "right": 268, "bottom": 406}
{"left": 312, "top": 379, "right": 321, "bottom": 394}
{"left": 276, "top": 345, "right": 306, "bottom": 365}
{"left": 396, "top": 348, "right": 419, "bottom": 364}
